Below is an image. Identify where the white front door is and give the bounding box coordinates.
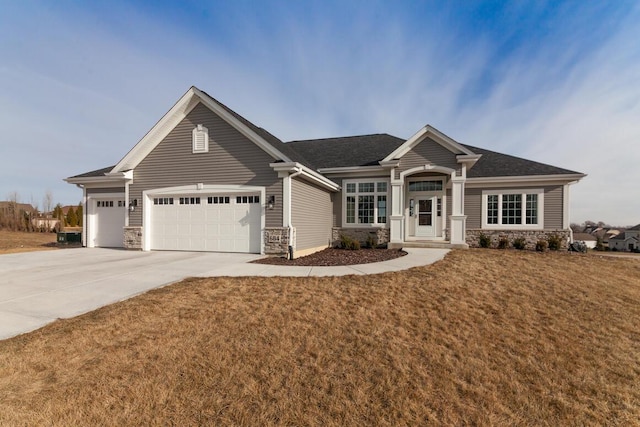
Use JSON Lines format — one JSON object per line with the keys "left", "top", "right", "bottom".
{"left": 415, "top": 197, "right": 436, "bottom": 237}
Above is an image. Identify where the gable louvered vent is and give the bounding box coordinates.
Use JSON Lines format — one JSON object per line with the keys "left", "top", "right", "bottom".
{"left": 192, "top": 124, "right": 209, "bottom": 153}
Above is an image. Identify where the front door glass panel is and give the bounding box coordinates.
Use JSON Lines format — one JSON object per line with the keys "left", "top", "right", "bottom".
{"left": 418, "top": 199, "right": 432, "bottom": 226}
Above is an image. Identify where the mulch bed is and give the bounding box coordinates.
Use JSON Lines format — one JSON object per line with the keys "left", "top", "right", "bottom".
{"left": 252, "top": 248, "right": 408, "bottom": 266}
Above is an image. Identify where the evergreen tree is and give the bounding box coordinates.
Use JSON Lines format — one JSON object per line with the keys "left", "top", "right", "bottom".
{"left": 66, "top": 207, "right": 78, "bottom": 227}
{"left": 76, "top": 203, "right": 83, "bottom": 227}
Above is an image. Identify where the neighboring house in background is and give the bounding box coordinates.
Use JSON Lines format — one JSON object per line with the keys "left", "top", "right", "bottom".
{"left": 608, "top": 225, "right": 640, "bottom": 252}
{"left": 65, "top": 86, "right": 586, "bottom": 256}
{"left": 572, "top": 232, "right": 598, "bottom": 249}
{"left": 0, "top": 201, "right": 35, "bottom": 216}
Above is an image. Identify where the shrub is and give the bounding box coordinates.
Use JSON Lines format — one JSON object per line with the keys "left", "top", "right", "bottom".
{"left": 365, "top": 235, "right": 377, "bottom": 249}
{"left": 339, "top": 234, "right": 361, "bottom": 250}
{"left": 548, "top": 234, "right": 562, "bottom": 251}
{"left": 536, "top": 240, "right": 548, "bottom": 252}
{"left": 595, "top": 237, "right": 605, "bottom": 251}
{"left": 478, "top": 233, "right": 491, "bottom": 248}
{"left": 498, "top": 238, "right": 509, "bottom": 249}
{"left": 513, "top": 237, "right": 526, "bottom": 250}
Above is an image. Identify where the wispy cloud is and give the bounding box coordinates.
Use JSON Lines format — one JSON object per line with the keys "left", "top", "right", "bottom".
{"left": 0, "top": 1, "right": 638, "bottom": 224}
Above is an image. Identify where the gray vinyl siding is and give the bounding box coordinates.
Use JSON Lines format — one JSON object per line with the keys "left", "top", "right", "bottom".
{"left": 464, "top": 185, "right": 564, "bottom": 229}
{"left": 291, "top": 178, "right": 333, "bottom": 250}
{"left": 86, "top": 187, "right": 125, "bottom": 195}
{"left": 464, "top": 188, "right": 482, "bottom": 229}
{"left": 446, "top": 189, "right": 452, "bottom": 230}
{"left": 396, "top": 137, "right": 460, "bottom": 178}
{"left": 544, "top": 185, "right": 563, "bottom": 229}
{"left": 129, "top": 102, "right": 282, "bottom": 227}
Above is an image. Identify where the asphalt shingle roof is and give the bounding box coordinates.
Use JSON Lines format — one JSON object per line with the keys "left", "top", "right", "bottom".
{"left": 69, "top": 165, "right": 115, "bottom": 178}
{"left": 285, "top": 134, "right": 405, "bottom": 169}
{"left": 461, "top": 144, "right": 581, "bottom": 177}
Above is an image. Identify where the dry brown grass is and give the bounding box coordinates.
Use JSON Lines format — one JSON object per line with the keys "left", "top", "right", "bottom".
{"left": 0, "top": 230, "right": 57, "bottom": 254}
{"left": 1, "top": 250, "right": 639, "bottom": 425}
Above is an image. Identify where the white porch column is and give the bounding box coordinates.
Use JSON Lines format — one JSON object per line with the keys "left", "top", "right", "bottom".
{"left": 449, "top": 173, "right": 467, "bottom": 246}
{"left": 389, "top": 179, "right": 404, "bottom": 244}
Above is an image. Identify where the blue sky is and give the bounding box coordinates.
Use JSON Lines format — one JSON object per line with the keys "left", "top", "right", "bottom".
{"left": 1, "top": 0, "right": 639, "bottom": 225}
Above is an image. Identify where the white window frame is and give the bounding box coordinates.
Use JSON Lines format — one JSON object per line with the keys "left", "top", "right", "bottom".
{"left": 481, "top": 189, "right": 544, "bottom": 230}
{"left": 342, "top": 178, "right": 389, "bottom": 228}
{"left": 192, "top": 124, "right": 209, "bottom": 153}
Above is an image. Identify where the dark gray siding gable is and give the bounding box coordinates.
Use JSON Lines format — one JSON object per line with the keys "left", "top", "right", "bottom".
{"left": 129, "top": 102, "right": 282, "bottom": 227}
{"left": 291, "top": 178, "right": 333, "bottom": 250}
{"left": 397, "top": 137, "right": 460, "bottom": 178}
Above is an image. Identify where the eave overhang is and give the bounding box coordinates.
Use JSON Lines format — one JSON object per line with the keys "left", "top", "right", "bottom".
{"left": 271, "top": 162, "right": 340, "bottom": 191}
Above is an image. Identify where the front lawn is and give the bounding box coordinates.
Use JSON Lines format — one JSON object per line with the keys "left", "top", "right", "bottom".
{"left": 0, "top": 250, "right": 638, "bottom": 425}
{"left": 0, "top": 230, "right": 57, "bottom": 254}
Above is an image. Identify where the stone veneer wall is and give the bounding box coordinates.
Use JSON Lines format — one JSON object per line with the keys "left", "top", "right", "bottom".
{"left": 331, "top": 227, "right": 390, "bottom": 247}
{"left": 123, "top": 226, "right": 143, "bottom": 250}
{"left": 264, "top": 227, "right": 291, "bottom": 255}
{"left": 466, "top": 229, "right": 571, "bottom": 250}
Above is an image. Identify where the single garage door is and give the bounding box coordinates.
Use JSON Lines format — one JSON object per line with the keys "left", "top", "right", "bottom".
{"left": 93, "top": 198, "right": 126, "bottom": 248}
{"left": 150, "top": 193, "right": 261, "bottom": 253}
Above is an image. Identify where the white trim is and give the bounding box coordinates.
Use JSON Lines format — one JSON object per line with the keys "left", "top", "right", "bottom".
{"left": 317, "top": 165, "right": 387, "bottom": 174}
{"left": 563, "top": 184, "right": 570, "bottom": 230}
{"left": 192, "top": 124, "right": 209, "bottom": 153}
{"left": 398, "top": 164, "right": 456, "bottom": 183}
{"left": 86, "top": 192, "right": 126, "bottom": 248}
{"left": 341, "top": 178, "right": 390, "bottom": 228}
{"left": 141, "top": 184, "right": 266, "bottom": 253}
{"left": 481, "top": 189, "right": 544, "bottom": 230}
{"left": 383, "top": 125, "right": 476, "bottom": 162}
{"left": 270, "top": 162, "right": 340, "bottom": 191}
{"left": 466, "top": 173, "right": 586, "bottom": 186}
{"left": 112, "top": 87, "right": 292, "bottom": 173}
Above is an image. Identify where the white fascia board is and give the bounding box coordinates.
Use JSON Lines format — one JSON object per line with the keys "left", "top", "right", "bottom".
{"left": 270, "top": 162, "right": 340, "bottom": 191}
{"left": 382, "top": 124, "right": 476, "bottom": 162}
{"left": 465, "top": 173, "right": 587, "bottom": 187}
{"left": 192, "top": 87, "right": 292, "bottom": 162}
{"left": 317, "top": 165, "right": 387, "bottom": 174}
{"left": 64, "top": 176, "right": 127, "bottom": 186}
{"left": 113, "top": 87, "right": 201, "bottom": 172}
{"left": 112, "top": 86, "right": 291, "bottom": 173}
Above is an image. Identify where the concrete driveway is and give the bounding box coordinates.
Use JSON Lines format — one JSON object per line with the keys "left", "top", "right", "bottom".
{"left": 0, "top": 247, "right": 448, "bottom": 340}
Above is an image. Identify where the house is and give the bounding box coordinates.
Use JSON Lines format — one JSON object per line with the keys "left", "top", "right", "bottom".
{"left": 65, "top": 86, "right": 586, "bottom": 256}
{"left": 608, "top": 225, "right": 640, "bottom": 252}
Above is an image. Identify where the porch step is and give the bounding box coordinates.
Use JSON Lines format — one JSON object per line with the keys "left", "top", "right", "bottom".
{"left": 390, "top": 241, "right": 469, "bottom": 250}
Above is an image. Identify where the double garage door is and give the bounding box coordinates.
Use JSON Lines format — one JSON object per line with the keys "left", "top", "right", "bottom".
{"left": 150, "top": 193, "right": 262, "bottom": 253}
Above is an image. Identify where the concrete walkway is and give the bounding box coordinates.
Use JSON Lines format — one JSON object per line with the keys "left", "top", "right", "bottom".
{"left": 0, "top": 248, "right": 448, "bottom": 340}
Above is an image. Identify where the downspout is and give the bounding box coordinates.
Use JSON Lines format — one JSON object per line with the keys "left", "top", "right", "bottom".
{"left": 287, "top": 167, "right": 303, "bottom": 259}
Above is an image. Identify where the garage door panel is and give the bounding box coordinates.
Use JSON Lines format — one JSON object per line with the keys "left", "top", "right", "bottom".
{"left": 151, "top": 193, "right": 261, "bottom": 253}
{"left": 94, "top": 197, "right": 126, "bottom": 248}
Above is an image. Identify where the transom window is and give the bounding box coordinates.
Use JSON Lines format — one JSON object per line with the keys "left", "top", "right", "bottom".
{"left": 408, "top": 180, "right": 443, "bottom": 192}
{"left": 344, "top": 179, "right": 388, "bottom": 226}
{"left": 483, "top": 190, "right": 543, "bottom": 229}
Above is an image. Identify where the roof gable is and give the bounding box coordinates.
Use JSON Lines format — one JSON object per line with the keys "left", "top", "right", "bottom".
{"left": 382, "top": 125, "right": 477, "bottom": 162}
{"left": 112, "top": 87, "right": 294, "bottom": 173}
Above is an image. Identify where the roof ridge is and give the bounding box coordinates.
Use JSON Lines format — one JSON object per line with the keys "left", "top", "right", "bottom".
{"left": 287, "top": 133, "right": 402, "bottom": 144}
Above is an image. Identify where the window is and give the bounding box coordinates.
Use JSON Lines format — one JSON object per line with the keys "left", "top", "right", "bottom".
{"left": 343, "top": 179, "right": 389, "bottom": 226}
{"left": 192, "top": 124, "right": 209, "bottom": 153}
{"left": 208, "top": 196, "right": 230, "bottom": 204}
{"left": 179, "top": 197, "right": 201, "bottom": 205}
{"left": 153, "top": 197, "right": 174, "bottom": 205}
{"left": 236, "top": 195, "right": 260, "bottom": 204}
{"left": 408, "top": 180, "right": 443, "bottom": 192}
{"left": 483, "top": 190, "right": 543, "bottom": 229}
